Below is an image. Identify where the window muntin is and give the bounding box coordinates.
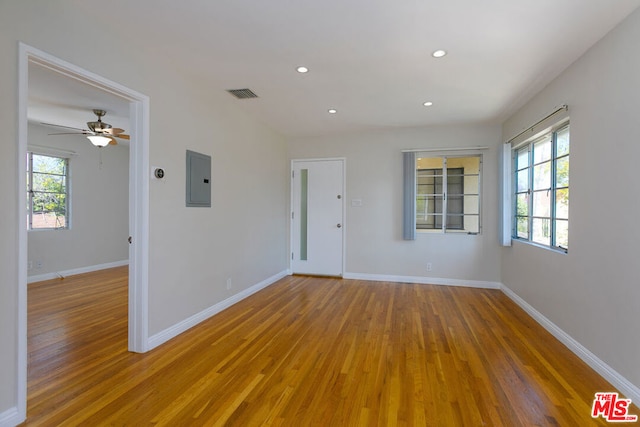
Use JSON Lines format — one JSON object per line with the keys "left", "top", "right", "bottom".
{"left": 27, "top": 152, "right": 69, "bottom": 230}
{"left": 416, "top": 154, "right": 481, "bottom": 233}
{"left": 513, "top": 124, "right": 569, "bottom": 251}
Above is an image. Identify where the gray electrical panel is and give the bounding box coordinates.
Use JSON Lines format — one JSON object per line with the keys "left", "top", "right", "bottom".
{"left": 186, "top": 150, "right": 211, "bottom": 207}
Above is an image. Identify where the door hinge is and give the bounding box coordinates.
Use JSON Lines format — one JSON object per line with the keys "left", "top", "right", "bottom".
{"left": 291, "top": 252, "right": 294, "bottom": 260}
{"left": 292, "top": 170, "right": 295, "bottom": 179}
{"left": 292, "top": 211, "right": 294, "bottom": 219}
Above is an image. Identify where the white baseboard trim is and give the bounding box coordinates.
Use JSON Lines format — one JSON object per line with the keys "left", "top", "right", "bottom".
{"left": 147, "top": 270, "right": 290, "bottom": 351}
{"left": 0, "top": 406, "right": 22, "bottom": 427}
{"left": 343, "top": 272, "right": 501, "bottom": 289}
{"left": 27, "top": 260, "right": 129, "bottom": 284}
{"left": 501, "top": 284, "right": 640, "bottom": 404}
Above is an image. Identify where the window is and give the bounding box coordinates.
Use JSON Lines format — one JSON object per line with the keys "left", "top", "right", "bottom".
{"left": 27, "top": 152, "right": 69, "bottom": 230}
{"left": 415, "top": 154, "right": 481, "bottom": 233}
{"left": 513, "top": 124, "right": 569, "bottom": 251}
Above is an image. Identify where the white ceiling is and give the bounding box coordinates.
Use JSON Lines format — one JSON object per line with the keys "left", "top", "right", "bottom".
{"left": 29, "top": 63, "right": 131, "bottom": 135}
{"left": 28, "top": 0, "right": 640, "bottom": 138}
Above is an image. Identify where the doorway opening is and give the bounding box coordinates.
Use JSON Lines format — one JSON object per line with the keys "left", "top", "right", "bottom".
{"left": 17, "top": 43, "right": 150, "bottom": 421}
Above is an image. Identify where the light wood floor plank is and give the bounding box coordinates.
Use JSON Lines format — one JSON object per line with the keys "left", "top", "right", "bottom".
{"left": 21, "top": 267, "right": 636, "bottom": 426}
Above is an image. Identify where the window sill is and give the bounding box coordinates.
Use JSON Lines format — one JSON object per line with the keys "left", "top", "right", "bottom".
{"left": 417, "top": 229, "right": 481, "bottom": 235}
{"left": 511, "top": 238, "right": 568, "bottom": 254}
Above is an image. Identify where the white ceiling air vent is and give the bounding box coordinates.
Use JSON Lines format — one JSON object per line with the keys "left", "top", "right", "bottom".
{"left": 227, "top": 88, "right": 258, "bottom": 99}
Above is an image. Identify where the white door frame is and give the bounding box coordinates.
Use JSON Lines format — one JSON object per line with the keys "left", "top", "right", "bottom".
{"left": 16, "top": 43, "right": 150, "bottom": 421}
{"left": 290, "top": 157, "right": 346, "bottom": 276}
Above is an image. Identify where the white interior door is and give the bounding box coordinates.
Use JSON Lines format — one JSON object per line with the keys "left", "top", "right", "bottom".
{"left": 291, "top": 159, "right": 344, "bottom": 276}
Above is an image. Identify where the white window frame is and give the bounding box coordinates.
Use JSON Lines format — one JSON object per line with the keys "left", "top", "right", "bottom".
{"left": 415, "top": 153, "right": 482, "bottom": 234}
{"left": 511, "top": 122, "right": 569, "bottom": 252}
{"left": 27, "top": 151, "right": 70, "bottom": 231}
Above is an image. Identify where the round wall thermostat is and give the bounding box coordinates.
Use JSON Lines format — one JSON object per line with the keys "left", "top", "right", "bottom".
{"left": 154, "top": 168, "right": 165, "bottom": 179}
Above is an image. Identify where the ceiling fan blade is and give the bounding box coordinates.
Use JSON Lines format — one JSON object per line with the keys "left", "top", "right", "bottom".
{"left": 109, "top": 137, "right": 118, "bottom": 145}
{"left": 48, "top": 131, "right": 92, "bottom": 136}
{"left": 105, "top": 127, "right": 125, "bottom": 135}
{"left": 114, "top": 133, "right": 130, "bottom": 140}
{"left": 41, "top": 122, "right": 88, "bottom": 132}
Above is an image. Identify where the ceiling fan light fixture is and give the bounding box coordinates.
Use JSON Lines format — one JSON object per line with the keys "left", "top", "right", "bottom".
{"left": 87, "top": 135, "right": 111, "bottom": 147}
{"left": 88, "top": 121, "right": 112, "bottom": 132}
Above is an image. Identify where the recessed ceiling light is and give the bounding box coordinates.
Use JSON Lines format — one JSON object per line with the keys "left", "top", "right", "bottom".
{"left": 296, "top": 66, "right": 309, "bottom": 73}
{"left": 328, "top": 108, "right": 337, "bottom": 114}
{"left": 423, "top": 101, "right": 433, "bottom": 107}
{"left": 432, "top": 49, "right": 447, "bottom": 58}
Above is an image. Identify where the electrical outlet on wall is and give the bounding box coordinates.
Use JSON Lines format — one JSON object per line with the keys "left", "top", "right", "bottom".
{"left": 426, "top": 263, "right": 432, "bottom": 272}
{"left": 226, "top": 278, "right": 232, "bottom": 290}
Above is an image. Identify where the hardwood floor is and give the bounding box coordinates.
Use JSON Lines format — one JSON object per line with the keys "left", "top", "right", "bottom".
{"left": 23, "top": 267, "right": 633, "bottom": 426}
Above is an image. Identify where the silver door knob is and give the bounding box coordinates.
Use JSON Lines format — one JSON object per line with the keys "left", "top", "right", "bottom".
{"left": 337, "top": 224, "right": 342, "bottom": 228}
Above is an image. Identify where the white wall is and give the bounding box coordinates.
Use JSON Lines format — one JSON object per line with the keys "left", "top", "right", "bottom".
{"left": 146, "top": 78, "right": 289, "bottom": 333}
{"left": 502, "top": 8, "right": 640, "bottom": 389}
{"left": 0, "top": 2, "right": 288, "bottom": 421}
{"left": 288, "top": 124, "right": 502, "bottom": 284}
{"left": 27, "top": 124, "right": 129, "bottom": 278}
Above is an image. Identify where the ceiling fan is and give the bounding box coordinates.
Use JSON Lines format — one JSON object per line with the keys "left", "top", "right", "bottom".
{"left": 43, "top": 109, "right": 130, "bottom": 147}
